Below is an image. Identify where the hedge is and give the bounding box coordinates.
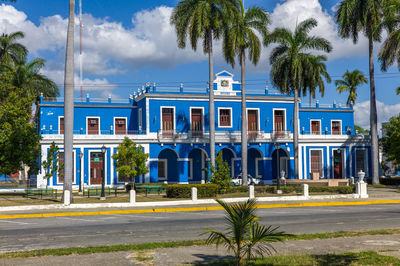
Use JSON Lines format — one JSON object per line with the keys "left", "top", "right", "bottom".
{"left": 166, "top": 184, "right": 219, "bottom": 198}
{"left": 125, "top": 183, "right": 167, "bottom": 192}
{"left": 366, "top": 177, "right": 400, "bottom": 186}
{"left": 308, "top": 185, "right": 355, "bottom": 194}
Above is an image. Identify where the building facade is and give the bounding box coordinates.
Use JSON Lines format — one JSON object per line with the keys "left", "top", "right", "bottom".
{"left": 36, "top": 71, "right": 371, "bottom": 188}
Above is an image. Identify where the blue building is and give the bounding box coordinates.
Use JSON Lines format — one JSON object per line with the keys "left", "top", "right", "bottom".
{"left": 36, "top": 71, "right": 371, "bottom": 188}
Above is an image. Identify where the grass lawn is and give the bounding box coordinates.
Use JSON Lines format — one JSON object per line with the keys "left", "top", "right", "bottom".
{"left": 199, "top": 251, "right": 400, "bottom": 265}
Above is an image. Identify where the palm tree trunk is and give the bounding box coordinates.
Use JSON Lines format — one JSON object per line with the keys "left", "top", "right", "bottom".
{"left": 369, "top": 36, "right": 379, "bottom": 185}
{"left": 294, "top": 88, "right": 299, "bottom": 179}
{"left": 240, "top": 50, "right": 248, "bottom": 186}
{"left": 208, "top": 31, "right": 216, "bottom": 170}
{"left": 63, "top": 0, "right": 75, "bottom": 204}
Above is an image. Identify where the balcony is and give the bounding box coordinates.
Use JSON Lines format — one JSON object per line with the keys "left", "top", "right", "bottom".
{"left": 40, "top": 129, "right": 140, "bottom": 135}
{"left": 270, "top": 130, "right": 292, "bottom": 141}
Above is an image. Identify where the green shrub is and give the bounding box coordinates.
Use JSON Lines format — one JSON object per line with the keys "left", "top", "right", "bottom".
{"left": 209, "top": 153, "right": 231, "bottom": 192}
{"left": 224, "top": 186, "right": 249, "bottom": 194}
{"left": 264, "top": 185, "right": 277, "bottom": 193}
{"left": 166, "top": 184, "right": 219, "bottom": 198}
{"left": 309, "top": 185, "right": 354, "bottom": 194}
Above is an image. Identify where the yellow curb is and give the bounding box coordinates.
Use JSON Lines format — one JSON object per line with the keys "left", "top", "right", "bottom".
{"left": 1, "top": 199, "right": 399, "bottom": 220}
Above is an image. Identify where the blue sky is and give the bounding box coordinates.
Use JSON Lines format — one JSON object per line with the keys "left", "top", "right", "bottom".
{"left": 2, "top": 0, "right": 400, "bottom": 129}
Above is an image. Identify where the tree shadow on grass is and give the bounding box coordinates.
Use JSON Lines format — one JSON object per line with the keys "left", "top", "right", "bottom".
{"left": 192, "top": 254, "right": 234, "bottom": 266}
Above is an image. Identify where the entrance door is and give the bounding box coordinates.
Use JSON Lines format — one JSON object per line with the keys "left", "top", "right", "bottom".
{"left": 333, "top": 150, "right": 343, "bottom": 179}
{"left": 90, "top": 152, "right": 104, "bottom": 185}
{"left": 162, "top": 108, "right": 174, "bottom": 137}
{"left": 191, "top": 109, "right": 202, "bottom": 137}
{"left": 274, "top": 110, "right": 284, "bottom": 137}
{"left": 248, "top": 110, "right": 258, "bottom": 138}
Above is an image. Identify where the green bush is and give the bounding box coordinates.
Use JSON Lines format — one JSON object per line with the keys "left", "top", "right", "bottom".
{"left": 224, "top": 186, "right": 249, "bottom": 194}
{"left": 309, "top": 185, "right": 354, "bottom": 194}
{"left": 166, "top": 184, "right": 219, "bottom": 198}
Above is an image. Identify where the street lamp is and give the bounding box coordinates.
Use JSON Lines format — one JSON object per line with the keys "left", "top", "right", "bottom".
{"left": 274, "top": 142, "right": 282, "bottom": 194}
{"left": 100, "top": 145, "right": 106, "bottom": 200}
{"left": 79, "top": 151, "right": 83, "bottom": 193}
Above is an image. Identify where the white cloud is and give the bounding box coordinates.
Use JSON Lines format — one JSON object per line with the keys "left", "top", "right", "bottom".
{"left": 354, "top": 100, "right": 400, "bottom": 132}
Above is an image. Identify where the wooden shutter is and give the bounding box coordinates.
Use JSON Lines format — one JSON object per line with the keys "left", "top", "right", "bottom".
{"left": 274, "top": 110, "right": 284, "bottom": 137}
{"left": 88, "top": 118, "right": 99, "bottom": 135}
{"left": 310, "top": 150, "right": 322, "bottom": 177}
{"left": 332, "top": 121, "right": 340, "bottom": 135}
{"left": 248, "top": 110, "right": 258, "bottom": 138}
{"left": 191, "top": 109, "right": 202, "bottom": 137}
{"left": 60, "top": 118, "right": 64, "bottom": 135}
{"left": 311, "top": 121, "right": 320, "bottom": 135}
{"left": 219, "top": 109, "right": 231, "bottom": 127}
{"left": 115, "top": 118, "right": 126, "bottom": 135}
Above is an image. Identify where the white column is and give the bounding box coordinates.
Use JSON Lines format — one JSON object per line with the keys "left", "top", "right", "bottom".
{"left": 130, "top": 189, "right": 136, "bottom": 204}
{"left": 302, "top": 184, "right": 309, "bottom": 198}
{"left": 248, "top": 185, "right": 255, "bottom": 199}
{"left": 191, "top": 187, "right": 198, "bottom": 202}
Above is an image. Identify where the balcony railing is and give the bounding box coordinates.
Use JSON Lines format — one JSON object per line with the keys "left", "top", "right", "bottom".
{"left": 247, "top": 130, "right": 264, "bottom": 139}
{"left": 270, "top": 130, "right": 291, "bottom": 140}
{"left": 157, "top": 129, "right": 180, "bottom": 140}
{"left": 40, "top": 129, "right": 140, "bottom": 135}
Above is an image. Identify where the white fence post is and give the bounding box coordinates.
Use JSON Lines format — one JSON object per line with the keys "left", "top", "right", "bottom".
{"left": 191, "top": 187, "right": 198, "bottom": 202}
{"left": 130, "top": 189, "right": 136, "bottom": 204}
{"left": 302, "top": 184, "right": 309, "bottom": 198}
{"left": 248, "top": 185, "right": 255, "bottom": 199}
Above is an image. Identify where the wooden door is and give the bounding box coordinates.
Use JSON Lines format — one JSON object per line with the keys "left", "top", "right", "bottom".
{"left": 58, "top": 152, "right": 74, "bottom": 183}
{"left": 191, "top": 109, "right": 202, "bottom": 137}
{"left": 274, "top": 110, "right": 284, "bottom": 137}
{"left": 90, "top": 152, "right": 103, "bottom": 185}
{"left": 310, "top": 150, "right": 322, "bottom": 179}
{"left": 333, "top": 150, "right": 343, "bottom": 179}
{"left": 162, "top": 108, "right": 174, "bottom": 137}
{"left": 60, "top": 117, "right": 64, "bottom": 135}
{"left": 115, "top": 118, "right": 126, "bottom": 135}
{"left": 248, "top": 110, "right": 258, "bottom": 138}
{"left": 88, "top": 118, "right": 99, "bottom": 135}
{"left": 311, "top": 121, "right": 320, "bottom": 135}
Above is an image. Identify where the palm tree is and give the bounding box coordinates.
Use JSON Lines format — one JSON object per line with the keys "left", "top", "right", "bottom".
{"left": 63, "top": 0, "right": 75, "bottom": 204}
{"left": 378, "top": 0, "right": 400, "bottom": 72}
{"left": 0, "top": 31, "right": 28, "bottom": 66}
{"left": 302, "top": 55, "right": 331, "bottom": 105}
{"left": 223, "top": 2, "right": 269, "bottom": 185}
{"left": 2, "top": 57, "right": 59, "bottom": 118}
{"left": 267, "top": 18, "right": 332, "bottom": 179}
{"left": 335, "top": 0, "right": 392, "bottom": 185}
{"left": 171, "top": 0, "right": 236, "bottom": 169}
{"left": 335, "top": 70, "right": 367, "bottom": 105}
{"left": 205, "top": 199, "right": 285, "bottom": 266}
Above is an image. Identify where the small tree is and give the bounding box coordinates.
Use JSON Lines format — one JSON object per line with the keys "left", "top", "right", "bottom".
{"left": 112, "top": 137, "right": 149, "bottom": 183}
{"left": 42, "top": 142, "right": 59, "bottom": 188}
{"left": 209, "top": 152, "right": 231, "bottom": 192}
{"left": 205, "top": 199, "right": 285, "bottom": 266}
{"left": 382, "top": 115, "right": 400, "bottom": 166}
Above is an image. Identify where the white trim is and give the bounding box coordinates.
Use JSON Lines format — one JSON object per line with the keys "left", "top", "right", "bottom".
{"left": 309, "top": 148, "right": 324, "bottom": 178}
{"left": 86, "top": 116, "right": 101, "bottom": 135}
{"left": 190, "top": 107, "right": 205, "bottom": 133}
{"left": 58, "top": 116, "right": 64, "bottom": 135}
{"left": 138, "top": 108, "right": 142, "bottom": 130}
{"left": 188, "top": 159, "right": 193, "bottom": 180}
{"left": 57, "top": 150, "right": 76, "bottom": 184}
{"left": 247, "top": 108, "right": 260, "bottom": 131}
{"left": 177, "top": 158, "right": 190, "bottom": 162}
{"left": 113, "top": 117, "right": 127, "bottom": 135}
{"left": 218, "top": 107, "right": 233, "bottom": 128}
{"left": 146, "top": 97, "right": 149, "bottom": 134}
{"left": 158, "top": 159, "right": 167, "bottom": 180}
{"left": 331, "top": 148, "right": 346, "bottom": 179}
{"left": 310, "top": 119, "right": 321, "bottom": 135}
{"left": 255, "top": 158, "right": 262, "bottom": 178}
{"left": 160, "top": 106, "right": 176, "bottom": 132}
{"left": 88, "top": 149, "right": 107, "bottom": 186}
{"left": 331, "top": 120, "right": 342, "bottom": 135}
{"left": 272, "top": 108, "right": 287, "bottom": 131}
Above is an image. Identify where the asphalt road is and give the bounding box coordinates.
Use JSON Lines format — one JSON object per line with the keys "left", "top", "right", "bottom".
{"left": 1, "top": 203, "right": 400, "bottom": 253}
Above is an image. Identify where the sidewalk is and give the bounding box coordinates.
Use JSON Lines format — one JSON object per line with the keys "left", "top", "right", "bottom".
{"left": 0, "top": 187, "right": 397, "bottom": 217}
{"left": 1, "top": 234, "right": 400, "bottom": 265}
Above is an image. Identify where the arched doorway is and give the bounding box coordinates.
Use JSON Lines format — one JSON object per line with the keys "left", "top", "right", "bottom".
{"left": 271, "top": 148, "right": 290, "bottom": 180}
{"left": 188, "top": 148, "right": 208, "bottom": 183}
{"left": 248, "top": 148, "right": 263, "bottom": 179}
{"left": 158, "top": 149, "right": 179, "bottom": 183}
{"left": 218, "top": 148, "right": 236, "bottom": 177}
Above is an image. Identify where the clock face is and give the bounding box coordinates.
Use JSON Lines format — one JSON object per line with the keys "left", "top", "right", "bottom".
{"left": 221, "top": 80, "right": 229, "bottom": 87}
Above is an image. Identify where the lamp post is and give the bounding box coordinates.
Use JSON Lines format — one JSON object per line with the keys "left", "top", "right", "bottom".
{"left": 100, "top": 145, "right": 106, "bottom": 200}
{"left": 274, "top": 143, "right": 282, "bottom": 194}
{"left": 79, "top": 151, "right": 83, "bottom": 193}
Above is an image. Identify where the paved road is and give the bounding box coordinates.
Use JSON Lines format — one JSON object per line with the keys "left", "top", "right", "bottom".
{"left": 1, "top": 203, "right": 400, "bottom": 253}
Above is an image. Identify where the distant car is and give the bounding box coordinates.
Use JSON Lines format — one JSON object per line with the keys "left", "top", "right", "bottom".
{"left": 231, "top": 173, "right": 262, "bottom": 186}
